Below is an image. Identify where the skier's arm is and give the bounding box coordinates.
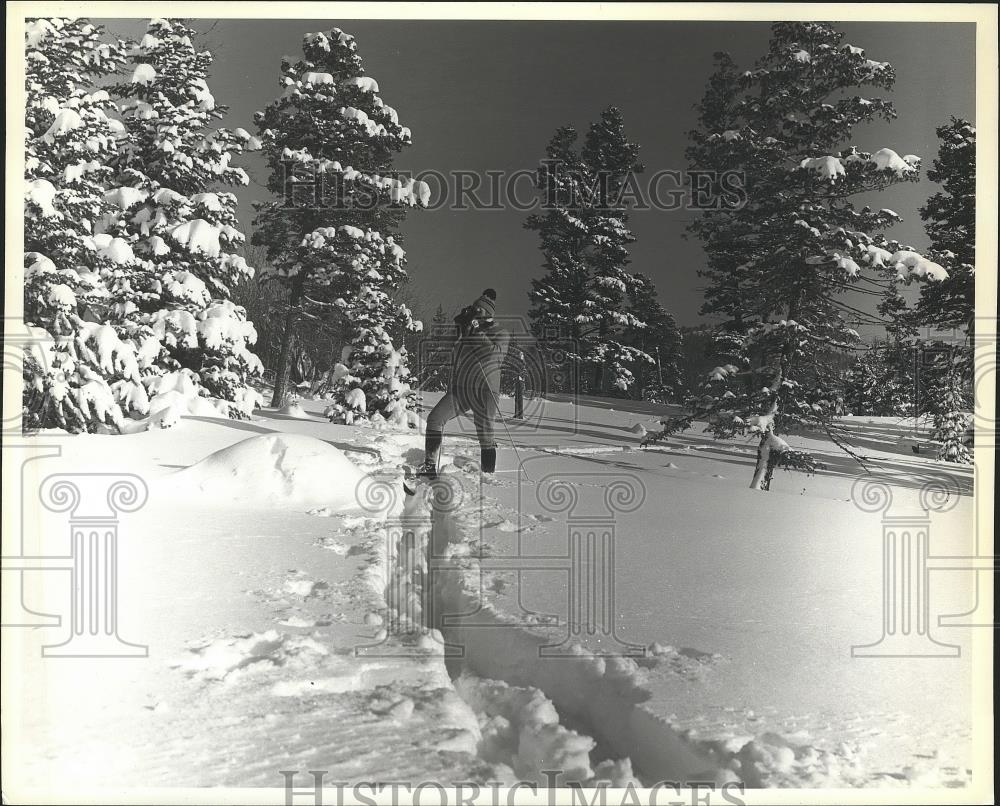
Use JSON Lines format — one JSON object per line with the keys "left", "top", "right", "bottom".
{"left": 454, "top": 305, "right": 475, "bottom": 338}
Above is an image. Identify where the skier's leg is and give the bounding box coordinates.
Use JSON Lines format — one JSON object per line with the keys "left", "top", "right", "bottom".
{"left": 422, "top": 432, "right": 443, "bottom": 476}
{"left": 423, "top": 392, "right": 464, "bottom": 474}
{"left": 480, "top": 444, "right": 498, "bottom": 473}
{"left": 474, "top": 390, "right": 498, "bottom": 474}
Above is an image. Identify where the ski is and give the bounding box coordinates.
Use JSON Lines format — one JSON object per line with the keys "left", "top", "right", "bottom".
{"left": 401, "top": 463, "right": 436, "bottom": 496}
{"left": 402, "top": 463, "right": 520, "bottom": 496}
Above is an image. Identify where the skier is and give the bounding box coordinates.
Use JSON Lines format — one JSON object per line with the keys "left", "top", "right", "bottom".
{"left": 512, "top": 347, "right": 525, "bottom": 420}
{"left": 416, "top": 289, "right": 510, "bottom": 478}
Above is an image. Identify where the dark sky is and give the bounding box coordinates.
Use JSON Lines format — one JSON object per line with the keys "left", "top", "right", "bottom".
{"left": 104, "top": 18, "right": 976, "bottom": 329}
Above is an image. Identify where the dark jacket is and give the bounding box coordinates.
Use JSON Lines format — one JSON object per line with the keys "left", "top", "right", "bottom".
{"left": 450, "top": 318, "right": 510, "bottom": 412}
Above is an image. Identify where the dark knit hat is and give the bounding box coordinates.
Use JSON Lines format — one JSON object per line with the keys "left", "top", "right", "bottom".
{"left": 473, "top": 290, "right": 496, "bottom": 317}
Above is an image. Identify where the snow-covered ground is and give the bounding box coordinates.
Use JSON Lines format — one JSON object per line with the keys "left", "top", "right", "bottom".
{"left": 2, "top": 392, "right": 983, "bottom": 799}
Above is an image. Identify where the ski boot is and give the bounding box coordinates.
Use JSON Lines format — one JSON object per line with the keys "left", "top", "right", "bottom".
{"left": 403, "top": 455, "right": 440, "bottom": 496}
{"left": 412, "top": 458, "right": 439, "bottom": 481}
{"left": 420, "top": 432, "right": 443, "bottom": 478}
{"left": 480, "top": 444, "right": 497, "bottom": 474}
{"left": 404, "top": 433, "right": 441, "bottom": 495}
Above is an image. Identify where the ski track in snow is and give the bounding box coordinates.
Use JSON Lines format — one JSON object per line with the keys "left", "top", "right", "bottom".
{"left": 369, "top": 471, "right": 651, "bottom": 786}
{"left": 372, "top": 468, "right": 800, "bottom": 787}
{"left": 362, "top": 430, "right": 972, "bottom": 789}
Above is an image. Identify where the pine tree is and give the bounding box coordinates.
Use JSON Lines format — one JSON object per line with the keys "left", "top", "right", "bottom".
{"left": 915, "top": 119, "right": 975, "bottom": 334}
{"left": 526, "top": 107, "right": 651, "bottom": 394}
{"left": 253, "top": 27, "right": 427, "bottom": 421}
{"left": 108, "top": 18, "right": 263, "bottom": 419}
{"left": 622, "top": 273, "right": 683, "bottom": 401}
{"left": 844, "top": 347, "right": 910, "bottom": 416}
{"left": 22, "top": 17, "right": 152, "bottom": 433}
{"left": 910, "top": 119, "right": 975, "bottom": 463}
{"left": 674, "top": 22, "right": 950, "bottom": 489}
{"left": 526, "top": 127, "right": 590, "bottom": 371}
{"left": 926, "top": 353, "right": 972, "bottom": 463}
{"left": 417, "top": 304, "right": 453, "bottom": 392}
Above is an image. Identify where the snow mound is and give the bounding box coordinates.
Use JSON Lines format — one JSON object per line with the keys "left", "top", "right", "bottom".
{"left": 276, "top": 401, "right": 312, "bottom": 419}
{"left": 142, "top": 390, "right": 229, "bottom": 430}
{"left": 174, "top": 433, "right": 366, "bottom": 509}
{"left": 369, "top": 400, "right": 424, "bottom": 431}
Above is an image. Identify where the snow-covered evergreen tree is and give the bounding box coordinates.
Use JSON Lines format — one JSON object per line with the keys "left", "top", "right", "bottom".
{"left": 844, "top": 346, "right": 910, "bottom": 416}
{"left": 926, "top": 354, "right": 973, "bottom": 463}
{"left": 526, "top": 107, "right": 652, "bottom": 394}
{"left": 252, "top": 27, "right": 427, "bottom": 421}
{"left": 623, "top": 273, "right": 683, "bottom": 401}
{"left": 909, "top": 119, "right": 975, "bottom": 463}
{"left": 915, "top": 119, "right": 975, "bottom": 334}
{"left": 673, "top": 22, "right": 950, "bottom": 489}
{"left": 416, "top": 304, "right": 453, "bottom": 392}
{"left": 22, "top": 17, "right": 154, "bottom": 433}
{"left": 108, "top": 18, "right": 263, "bottom": 419}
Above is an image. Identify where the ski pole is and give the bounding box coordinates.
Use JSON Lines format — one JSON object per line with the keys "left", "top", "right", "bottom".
{"left": 475, "top": 357, "right": 532, "bottom": 482}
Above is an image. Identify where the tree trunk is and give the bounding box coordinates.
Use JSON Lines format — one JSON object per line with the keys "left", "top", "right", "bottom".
{"left": 571, "top": 321, "right": 583, "bottom": 399}
{"left": 750, "top": 423, "right": 777, "bottom": 490}
{"left": 748, "top": 297, "right": 799, "bottom": 490}
{"left": 270, "top": 291, "right": 301, "bottom": 407}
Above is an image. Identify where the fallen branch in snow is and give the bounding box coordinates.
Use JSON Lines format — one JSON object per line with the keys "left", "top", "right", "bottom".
{"left": 640, "top": 414, "right": 696, "bottom": 448}
{"left": 823, "top": 423, "right": 873, "bottom": 473}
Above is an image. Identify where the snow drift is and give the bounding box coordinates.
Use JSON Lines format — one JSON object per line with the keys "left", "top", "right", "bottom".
{"left": 173, "top": 433, "right": 365, "bottom": 509}
{"left": 276, "top": 400, "right": 312, "bottom": 419}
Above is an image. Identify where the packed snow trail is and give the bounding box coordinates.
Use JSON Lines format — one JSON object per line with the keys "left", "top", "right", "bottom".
{"left": 366, "top": 475, "right": 639, "bottom": 785}
{"left": 390, "top": 472, "right": 732, "bottom": 786}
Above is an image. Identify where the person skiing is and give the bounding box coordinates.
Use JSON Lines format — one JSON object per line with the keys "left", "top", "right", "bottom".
{"left": 417, "top": 288, "right": 510, "bottom": 478}
{"left": 511, "top": 347, "right": 526, "bottom": 420}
